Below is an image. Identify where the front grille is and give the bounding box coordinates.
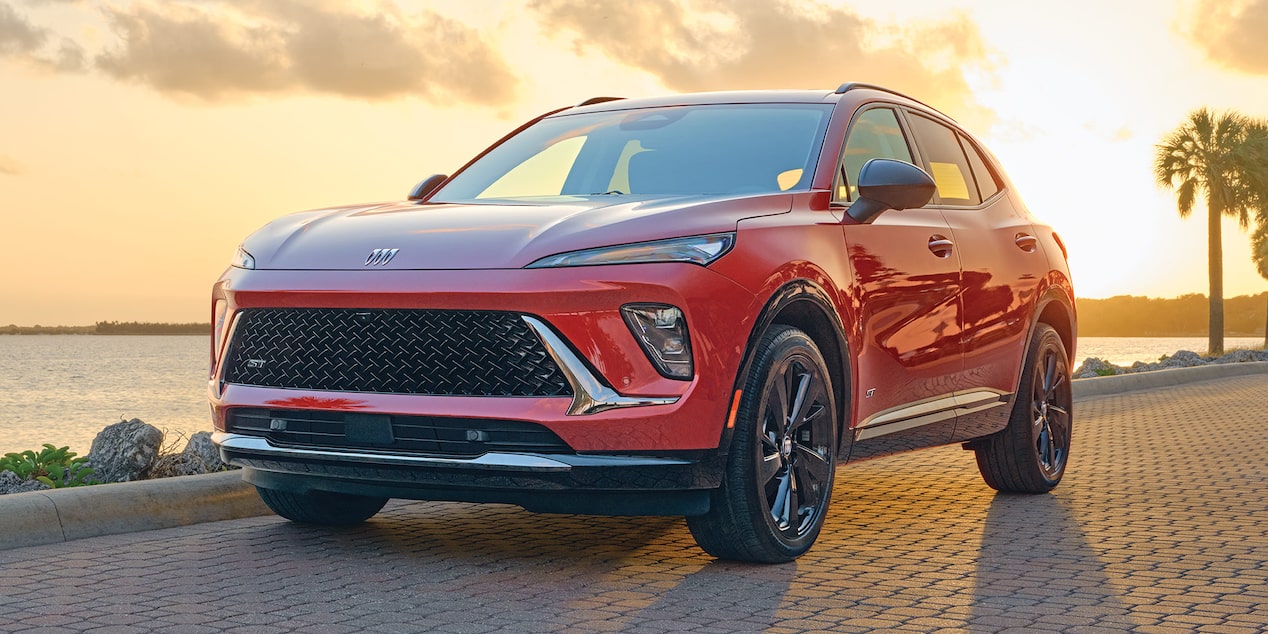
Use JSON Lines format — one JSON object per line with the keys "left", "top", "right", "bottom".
{"left": 223, "top": 308, "right": 571, "bottom": 397}
{"left": 228, "top": 408, "right": 573, "bottom": 456}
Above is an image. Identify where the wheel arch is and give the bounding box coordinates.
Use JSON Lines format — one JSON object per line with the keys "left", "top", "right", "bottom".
{"left": 1034, "top": 286, "right": 1077, "bottom": 363}
{"left": 721, "top": 280, "right": 853, "bottom": 458}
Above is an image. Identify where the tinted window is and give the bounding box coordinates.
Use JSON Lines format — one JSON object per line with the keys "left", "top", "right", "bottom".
{"left": 838, "top": 108, "right": 913, "bottom": 201}
{"left": 906, "top": 114, "right": 981, "bottom": 206}
{"left": 433, "top": 104, "right": 832, "bottom": 202}
{"left": 959, "top": 134, "right": 1001, "bottom": 200}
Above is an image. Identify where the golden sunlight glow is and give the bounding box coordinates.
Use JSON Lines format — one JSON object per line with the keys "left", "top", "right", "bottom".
{"left": 1, "top": 0, "right": 1267, "bottom": 325}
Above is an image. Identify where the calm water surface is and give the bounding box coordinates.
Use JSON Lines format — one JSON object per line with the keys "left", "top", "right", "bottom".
{"left": 1, "top": 334, "right": 1264, "bottom": 455}
{"left": 0, "top": 336, "right": 211, "bottom": 456}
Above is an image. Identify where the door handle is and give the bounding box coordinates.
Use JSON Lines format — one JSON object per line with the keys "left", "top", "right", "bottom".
{"left": 1015, "top": 233, "right": 1039, "bottom": 253}
{"left": 928, "top": 235, "right": 954, "bottom": 258}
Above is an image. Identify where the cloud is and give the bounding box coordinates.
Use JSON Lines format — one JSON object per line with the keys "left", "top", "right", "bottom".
{"left": 531, "top": 0, "right": 998, "bottom": 129}
{"left": 0, "top": 154, "right": 22, "bottom": 175}
{"left": 1185, "top": 0, "right": 1268, "bottom": 74}
{"left": 92, "top": 1, "right": 517, "bottom": 105}
{"left": 0, "top": 1, "right": 84, "bottom": 70}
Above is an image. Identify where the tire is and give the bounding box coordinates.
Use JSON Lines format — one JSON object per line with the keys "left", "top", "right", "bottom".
{"left": 687, "top": 326, "right": 838, "bottom": 563}
{"left": 256, "top": 487, "right": 388, "bottom": 526}
{"left": 974, "top": 323, "right": 1072, "bottom": 493}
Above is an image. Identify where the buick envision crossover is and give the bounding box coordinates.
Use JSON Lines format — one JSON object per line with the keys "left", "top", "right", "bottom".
{"left": 211, "top": 84, "right": 1075, "bottom": 562}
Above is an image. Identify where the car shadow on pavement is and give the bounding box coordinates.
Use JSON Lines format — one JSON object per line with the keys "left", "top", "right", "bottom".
{"left": 973, "top": 491, "right": 1138, "bottom": 630}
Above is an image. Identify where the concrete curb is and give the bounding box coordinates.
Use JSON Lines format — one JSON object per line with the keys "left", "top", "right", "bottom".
{"left": 1071, "top": 360, "right": 1268, "bottom": 399}
{"left": 3, "top": 361, "right": 1268, "bottom": 553}
{"left": 0, "top": 470, "right": 269, "bottom": 551}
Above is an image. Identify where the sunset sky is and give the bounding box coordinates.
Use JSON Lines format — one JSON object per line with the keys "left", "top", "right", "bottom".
{"left": 2, "top": 0, "right": 1267, "bottom": 326}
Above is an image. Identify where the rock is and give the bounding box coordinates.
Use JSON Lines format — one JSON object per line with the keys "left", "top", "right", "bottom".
{"left": 182, "top": 431, "right": 225, "bottom": 472}
{"left": 87, "top": 418, "right": 164, "bottom": 483}
{"left": 1074, "top": 357, "right": 1121, "bottom": 379}
{"left": 148, "top": 452, "right": 208, "bottom": 478}
{"left": 1159, "top": 350, "right": 1205, "bottom": 369}
{"left": 0, "top": 470, "right": 51, "bottom": 495}
{"left": 1213, "top": 349, "right": 1258, "bottom": 364}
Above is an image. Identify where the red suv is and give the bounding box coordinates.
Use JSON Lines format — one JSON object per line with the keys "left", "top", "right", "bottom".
{"left": 211, "top": 84, "right": 1075, "bottom": 562}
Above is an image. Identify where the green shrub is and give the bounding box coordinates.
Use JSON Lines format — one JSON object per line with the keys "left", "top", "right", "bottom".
{"left": 0, "top": 444, "right": 97, "bottom": 488}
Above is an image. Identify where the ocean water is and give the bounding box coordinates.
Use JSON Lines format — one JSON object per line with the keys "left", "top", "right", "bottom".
{"left": 1075, "top": 336, "right": 1264, "bottom": 368}
{"left": 1, "top": 334, "right": 1264, "bottom": 456}
{"left": 0, "top": 336, "right": 212, "bottom": 456}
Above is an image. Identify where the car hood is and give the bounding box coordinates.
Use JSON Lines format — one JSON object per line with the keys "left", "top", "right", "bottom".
{"left": 240, "top": 193, "right": 794, "bottom": 270}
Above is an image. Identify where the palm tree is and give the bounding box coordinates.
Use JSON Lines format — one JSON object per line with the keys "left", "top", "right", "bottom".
{"left": 1253, "top": 223, "right": 1268, "bottom": 348}
{"left": 1154, "top": 109, "right": 1268, "bottom": 355}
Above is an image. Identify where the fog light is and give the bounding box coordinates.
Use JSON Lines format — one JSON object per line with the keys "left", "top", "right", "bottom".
{"left": 622, "top": 304, "right": 693, "bottom": 379}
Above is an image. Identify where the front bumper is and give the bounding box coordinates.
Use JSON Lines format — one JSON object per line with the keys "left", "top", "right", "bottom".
{"left": 215, "top": 432, "right": 721, "bottom": 515}
{"left": 210, "top": 264, "right": 758, "bottom": 452}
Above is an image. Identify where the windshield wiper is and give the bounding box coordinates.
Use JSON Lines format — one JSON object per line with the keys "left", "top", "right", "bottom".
{"left": 588, "top": 190, "right": 626, "bottom": 196}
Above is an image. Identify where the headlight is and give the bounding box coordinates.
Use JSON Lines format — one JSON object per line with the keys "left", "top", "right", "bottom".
{"left": 231, "top": 246, "right": 256, "bottom": 270}
{"left": 525, "top": 233, "right": 734, "bottom": 268}
{"left": 622, "top": 304, "right": 693, "bottom": 379}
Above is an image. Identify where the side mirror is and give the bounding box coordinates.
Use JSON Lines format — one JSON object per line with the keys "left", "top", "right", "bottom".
{"left": 847, "top": 159, "right": 936, "bottom": 223}
{"left": 408, "top": 174, "right": 448, "bottom": 201}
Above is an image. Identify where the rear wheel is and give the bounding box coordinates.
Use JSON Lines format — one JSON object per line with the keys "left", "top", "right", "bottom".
{"left": 687, "top": 326, "right": 837, "bottom": 563}
{"left": 974, "top": 323, "right": 1072, "bottom": 493}
{"left": 256, "top": 487, "right": 388, "bottom": 526}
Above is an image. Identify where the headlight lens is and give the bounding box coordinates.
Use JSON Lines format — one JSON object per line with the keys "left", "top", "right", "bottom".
{"left": 525, "top": 233, "right": 734, "bottom": 268}
{"left": 622, "top": 303, "right": 693, "bottom": 379}
{"left": 231, "top": 246, "right": 256, "bottom": 270}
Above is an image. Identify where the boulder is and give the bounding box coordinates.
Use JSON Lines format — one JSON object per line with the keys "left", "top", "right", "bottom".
{"left": 0, "top": 470, "right": 51, "bottom": 495}
{"left": 1074, "top": 357, "right": 1121, "bottom": 379}
{"left": 1213, "top": 349, "right": 1258, "bottom": 364}
{"left": 1160, "top": 350, "right": 1205, "bottom": 369}
{"left": 149, "top": 452, "right": 208, "bottom": 478}
{"left": 182, "top": 431, "right": 226, "bottom": 472}
{"left": 87, "top": 418, "right": 164, "bottom": 483}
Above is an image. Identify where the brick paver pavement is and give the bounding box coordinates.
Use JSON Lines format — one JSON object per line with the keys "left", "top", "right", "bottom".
{"left": 2, "top": 375, "right": 1267, "bottom": 633}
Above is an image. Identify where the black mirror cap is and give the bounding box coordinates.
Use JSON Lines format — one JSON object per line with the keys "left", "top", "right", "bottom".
{"left": 848, "top": 159, "right": 936, "bottom": 222}
{"left": 408, "top": 174, "right": 448, "bottom": 201}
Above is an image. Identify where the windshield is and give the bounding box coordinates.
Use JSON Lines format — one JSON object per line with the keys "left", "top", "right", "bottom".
{"left": 432, "top": 104, "right": 833, "bottom": 203}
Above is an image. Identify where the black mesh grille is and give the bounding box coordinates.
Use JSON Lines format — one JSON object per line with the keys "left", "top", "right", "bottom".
{"left": 223, "top": 309, "right": 571, "bottom": 397}
{"left": 228, "top": 408, "right": 573, "bottom": 456}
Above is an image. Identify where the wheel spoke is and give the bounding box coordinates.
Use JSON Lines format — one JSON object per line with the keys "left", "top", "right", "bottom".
{"left": 768, "top": 379, "right": 790, "bottom": 437}
{"left": 786, "top": 370, "right": 811, "bottom": 430}
{"left": 758, "top": 454, "right": 783, "bottom": 486}
{"left": 769, "top": 471, "right": 791, "bottom": 527}
{"left": 1043, "top": 350, "right": 1056, "bottom": 394}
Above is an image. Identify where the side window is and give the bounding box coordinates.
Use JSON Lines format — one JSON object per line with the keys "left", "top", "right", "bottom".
{"left": 838, "top": 108, "right": 914, "bottom": 201}
{"left": 959, "top": 134, "right": 1002, "bottom": 201}
{"left": 906, "top": 114, "right": 981, "bottom": 206}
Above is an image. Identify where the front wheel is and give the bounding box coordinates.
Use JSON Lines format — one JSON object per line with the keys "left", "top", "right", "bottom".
{"left": 256, "top": 487, "right": 388, "bottom": 526}
{"left": 687, "top": 326, "right": 838, "bottom": 563}
{"left": 974, "top": 323, "right": 1072, "bottom": 493}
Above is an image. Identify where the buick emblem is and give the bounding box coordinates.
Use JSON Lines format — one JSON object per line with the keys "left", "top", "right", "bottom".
{"left": 365, "top": 248, "right": 399, "bottom": 266}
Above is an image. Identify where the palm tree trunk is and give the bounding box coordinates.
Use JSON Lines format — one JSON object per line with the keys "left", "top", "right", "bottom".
{"left": 1263, "top": 294, "right": 1267, "bottom": 349}
{"left": 1209, "top": 200, "right": 1225, "bottom": 355}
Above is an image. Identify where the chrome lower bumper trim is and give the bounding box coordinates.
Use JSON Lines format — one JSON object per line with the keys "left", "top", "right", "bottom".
{"left": 521, "top": 315, "right": 679, "bottom": 416}
{"left": 213, "top": 432, "right": 693, "bottom": 473}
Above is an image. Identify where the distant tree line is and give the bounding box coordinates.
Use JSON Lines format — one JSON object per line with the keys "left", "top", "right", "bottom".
{"left": 0, "top": 322, "right": 210, "bottom": 335}
{"left": 1078, "top": 292, "right": 1268, "bottom": 337}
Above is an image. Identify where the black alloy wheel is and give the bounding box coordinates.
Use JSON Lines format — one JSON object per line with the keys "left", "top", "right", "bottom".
{"left": 687, "top": 325, "right": 838, "bottom": 562}
{"left": 974, "top": 323, "right": 1072, "bottom": 493}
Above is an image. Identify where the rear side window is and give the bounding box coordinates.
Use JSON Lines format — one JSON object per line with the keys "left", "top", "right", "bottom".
{"left": 906, "top": 114, "right": 981, "bottom": 206}
{"left": 838, "top": 108, "right": 914, "bottom": 201}
{"left": 959, "top": 134, "right": 1001, "bottom": 200}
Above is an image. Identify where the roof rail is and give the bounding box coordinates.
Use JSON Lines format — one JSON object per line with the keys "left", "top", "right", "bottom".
{"left": 575, "top": 96, "right": 625, "bottom": 107}
{"left": 833, "top": 82, "right": 947, "bottom": 117}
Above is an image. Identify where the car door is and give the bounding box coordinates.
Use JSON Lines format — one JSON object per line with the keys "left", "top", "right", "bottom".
{"left": 902, "top": 113, "right": 1043, "bottom": 440}
{"left": 835, "top": 106, "right": 964, "bottom": 461}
